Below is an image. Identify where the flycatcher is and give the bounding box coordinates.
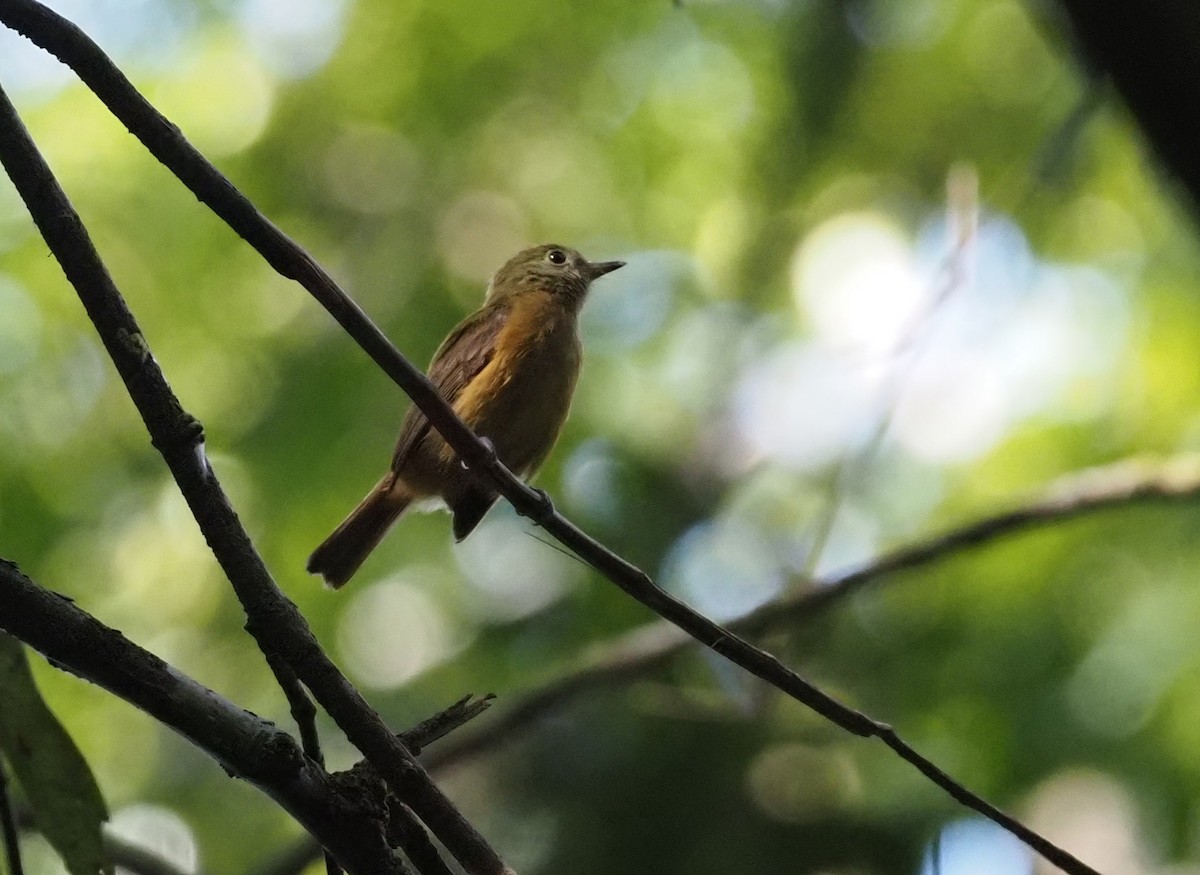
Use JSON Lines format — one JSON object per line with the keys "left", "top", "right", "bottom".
{"left": 307, "top": 243, "right": 624, "bottom": 588}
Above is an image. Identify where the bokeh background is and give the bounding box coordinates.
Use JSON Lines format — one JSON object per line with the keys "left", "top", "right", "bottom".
{"left": 2, "top": 0, "right": 1200, "bottom": 873}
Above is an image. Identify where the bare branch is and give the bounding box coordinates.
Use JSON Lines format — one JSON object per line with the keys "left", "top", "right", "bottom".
{"left": 0, "top": 77, "right": 507, "bottom": 875}
{"left": 264, "top": 654, "right": 340, "bottom": 875}
{"left": 0, "top": 560, "right": 399, "bottom": 875}
{"left": 400, "top": 695, "right": 495, "bottom": 756}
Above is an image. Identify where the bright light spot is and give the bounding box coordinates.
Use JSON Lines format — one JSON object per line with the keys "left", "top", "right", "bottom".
{"left": 732, "top": 341, "right": 882, "bottom": 470}
{"left": 662, "top": 519, "right": 783, "bottom": 621}
{"left": 891, "top": 353, "right": 1010, "bottom": 462}
{"left": 236, "top": 0, "right": 347, "bottom": 79}
{"left": 454, "top": 510, "right": 584, "bottom": 622}
{"left": 0, "top": 1, "right": 195, "bottom": 97}
{"left": 919, "top": 818, "right": 1032, "bottom": 875}
{"left": 108, "top": 485, "right": 221, "bottom": 631}
{"left": 1025, "top": 771, "right": 1145, "bottom": 875}
{"left": 109, "top": 805, "right": 198, "bottom": 875}
{"left": 437, "top": 192, "right": 530, "bottom": 286}
{"left": 793, "top": 212, "right": 927, "bottom": 356}
{"left": 338, "top": 576, "right": 467, "bottom": 689}
{"left": 151, "top": 42, "right": 274, "bottom": 156}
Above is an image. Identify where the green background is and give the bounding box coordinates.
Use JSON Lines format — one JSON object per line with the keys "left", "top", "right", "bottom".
{"left": 2, "top": 0, "right": 1199, "bottom": 872}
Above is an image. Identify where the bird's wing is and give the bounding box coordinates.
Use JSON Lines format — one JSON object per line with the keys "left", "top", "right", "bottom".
{"left": 391, "top": 301, "right": 510, "bottom": 469}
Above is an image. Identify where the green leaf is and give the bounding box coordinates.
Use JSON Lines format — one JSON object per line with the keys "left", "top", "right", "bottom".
{"left": 0, "top": 633, "right": 110, "bottom": 875}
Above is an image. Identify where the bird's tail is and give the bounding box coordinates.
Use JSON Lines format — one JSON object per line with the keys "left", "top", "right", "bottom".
{"left": 307, "top": 474, "right": 410, "bottom": 589}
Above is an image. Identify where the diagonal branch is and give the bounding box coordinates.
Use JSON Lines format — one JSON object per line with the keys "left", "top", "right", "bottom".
{"left": 426, "top": 454, "right": 1200, "bottom": 770}
{"left": 0, "top": 79, "right": 508, "bottom": 875}
{"left": 0, "top": 4, "right": 1100, "bottom": 871}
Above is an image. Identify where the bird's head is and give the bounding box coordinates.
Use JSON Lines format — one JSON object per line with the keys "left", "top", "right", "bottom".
{"left": 485, "top": 243, "right": 624, "bottom": 308}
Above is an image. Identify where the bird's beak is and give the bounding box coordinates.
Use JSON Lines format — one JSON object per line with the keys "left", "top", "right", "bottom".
{"left": 585, "top": 260, "right": 625, "bottom": 281}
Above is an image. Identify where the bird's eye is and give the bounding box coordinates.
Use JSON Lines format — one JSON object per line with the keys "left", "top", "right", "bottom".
{"left": 546, "top": 249, "right": 567, "bottom": 265}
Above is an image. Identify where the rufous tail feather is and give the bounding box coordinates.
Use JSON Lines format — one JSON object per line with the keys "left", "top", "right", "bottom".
{"left": 307, "top": 475, "right": 410, "bottom": 589}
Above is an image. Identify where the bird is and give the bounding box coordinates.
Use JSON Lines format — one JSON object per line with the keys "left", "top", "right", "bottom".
{"left": 307, "top": 243, "right": 624, "bottom": 588}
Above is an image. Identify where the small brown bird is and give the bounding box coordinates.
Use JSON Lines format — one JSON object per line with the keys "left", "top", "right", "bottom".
{"left": 307, "top": 243, "right": 624, "bottom": 588}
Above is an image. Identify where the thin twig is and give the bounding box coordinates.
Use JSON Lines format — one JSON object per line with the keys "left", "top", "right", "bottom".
{"left": 0, "top": 5, "right": 1099, "bottom": 870}
{"left": 0, "top": 759, "right": 24, "bottom": 875}
{"left": 802, "top": 164, "right": 978, "bottom": 575}
{"left": 0, "top": 78, "right": 507, "bottom": 875}
{"left": 265, "top": 654, "right": 341, "bottom": 875}
{"left": 400, "top": 695, "right": 495, "bottom": 755}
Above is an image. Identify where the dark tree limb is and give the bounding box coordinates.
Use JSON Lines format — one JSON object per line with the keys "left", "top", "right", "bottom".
{"left": 1054, "top": 0, "right": 1200, "bottom": 214}
{"left": 0, "top": 80, "right": 507, "bottom": 875}
{"left": 0, "top": 560, "right": 399, "bottom": 875}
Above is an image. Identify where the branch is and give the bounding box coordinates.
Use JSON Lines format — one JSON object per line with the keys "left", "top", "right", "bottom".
{"left": 0, "top": 77, "right": 507, "bottom": 875}
{"left": 0, "top": 560, "right": 398, "bottom": 875}
{"left": 0, "top": 5, "right": 1115, "bottom": 871}
{"left": 426, "top": 454, "right": 1200, "bottom": 771}
{"left": 264, "top": 654, "right": 340, "bottom": 875}
{"left": 253, "top": 696, "right": 499, "bottom": 875}
{"left": 1054, "top": 0, "right": 1200, "bottom": 215}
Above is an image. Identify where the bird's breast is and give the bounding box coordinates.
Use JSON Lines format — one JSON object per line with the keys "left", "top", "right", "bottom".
{"left": 452, "top": 293, "right": 582, "bottom": 474}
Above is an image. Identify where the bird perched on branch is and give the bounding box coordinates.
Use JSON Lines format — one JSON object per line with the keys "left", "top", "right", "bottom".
{"left": 307, "top": 243, "right": 624, "bottom": 588}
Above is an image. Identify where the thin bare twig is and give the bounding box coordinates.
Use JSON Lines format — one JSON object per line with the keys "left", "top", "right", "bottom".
{"left": 803, "top": 164, "right": 978, "bottom": 575}
{"left": 0, "top": 5, "right": 1099, "bottom": 871}
{"left": 400, "top": 695, "right": 495, "bottom": 756}
{"left": 264, "top": 654, "right": 341, "bottom": 875}
{"left": 0, "top": 78, "right": 507, "bottom": 875}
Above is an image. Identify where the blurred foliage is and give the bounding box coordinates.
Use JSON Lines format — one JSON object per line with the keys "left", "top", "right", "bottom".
{"left": 2, "top": 0, "right": 1200, "bottom": 873}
